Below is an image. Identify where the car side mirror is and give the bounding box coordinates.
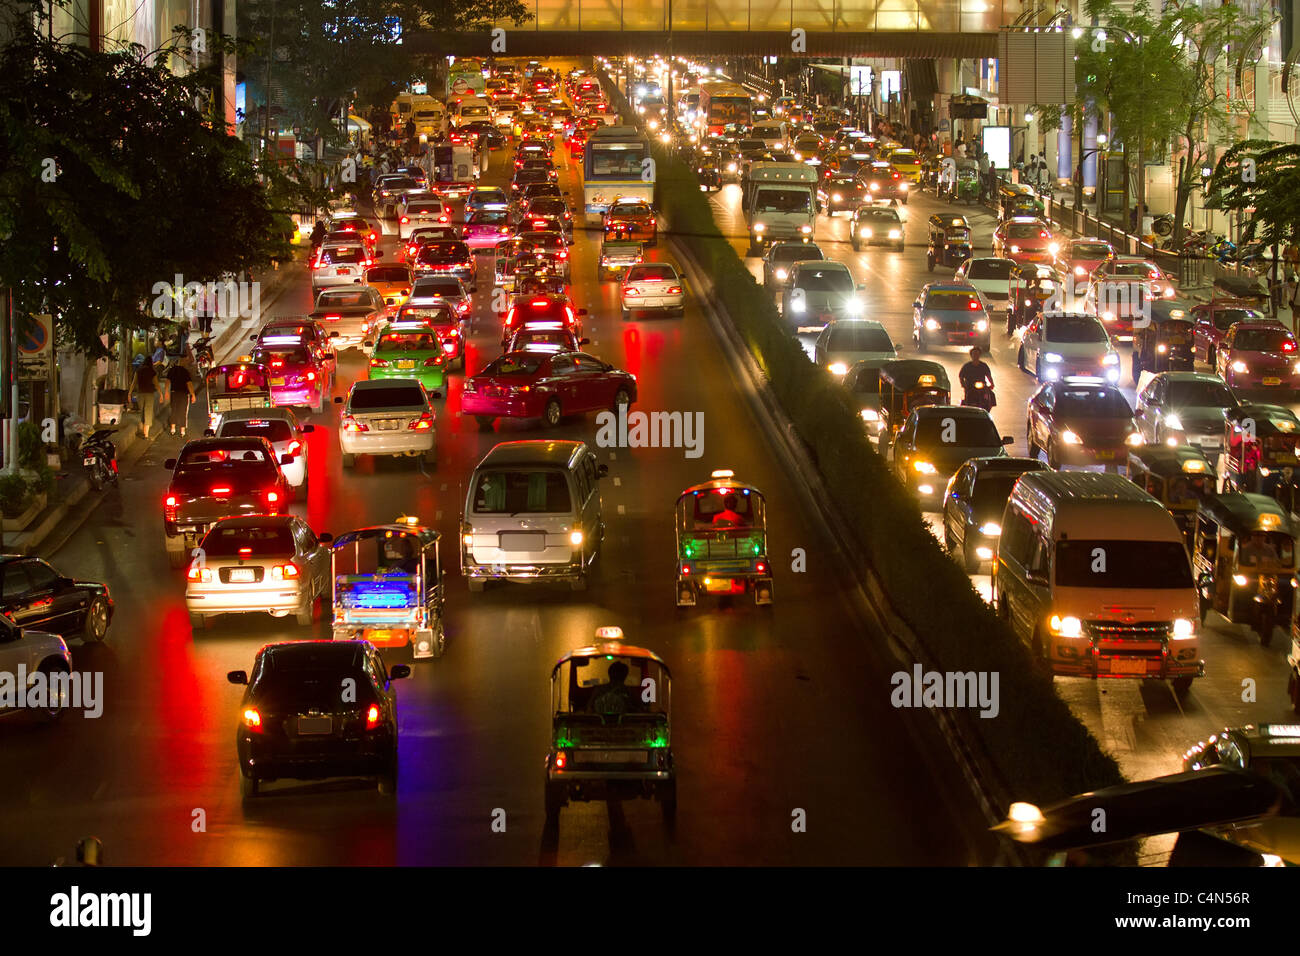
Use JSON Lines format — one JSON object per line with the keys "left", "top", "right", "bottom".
{"left": 390, "top": 664, "right": 411, "bottom": 680}
{"left": 329, "top": 331, "right": 340, "bottom": 338}
{"left": 579, "top": 337, "right": 590, "bottom": 345}
{"left": 1026, "top": 569, "right": 1049, "bottom": 587}
{"left": 249, "top": 334, "right": 258, "bottom": 341}
{"left": 302, "top": 424, "right": 315, "bottom": 434}
{"left": 318, "top": 532, "right": 333, "bottom": 544}
{"left": 227, "top": 670, "right": 248, "bottom": 685}
{"left": 163, "top": 458, "right": 177, "bottom": 470}
{"left": 373, "top": 250, "right": 383, "bottom": 258}
{"left": 202, "top": 428, "right": 215, "bottom": 437}
{"left": 1002, "top": 436, "right": 1014, "bottom": 445}
{"left": 596, "top": 463, "right": 609, "bottom": 478}
{"left": 333, "top": 396, "right": 345, "bottom": 404}
{"left": 280, "top": 453, "right": 295, "bottom": 465}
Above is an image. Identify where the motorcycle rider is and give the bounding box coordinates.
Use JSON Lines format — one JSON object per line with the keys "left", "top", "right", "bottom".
{"left": 959, "top": 347, "right": 996, "bottom": 409}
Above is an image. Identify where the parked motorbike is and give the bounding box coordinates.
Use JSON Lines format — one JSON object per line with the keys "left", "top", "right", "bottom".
{"left": 192, "top": 336, "right": 215, "bottom": 377}
{"left": 76, "top": 428, "right": 119, "bottom": 491}
{"left": 961, "top": 380, "right": 997, "bottom": 411}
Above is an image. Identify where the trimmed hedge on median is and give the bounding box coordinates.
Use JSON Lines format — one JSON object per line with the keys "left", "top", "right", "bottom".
{"left": 596, "top": 72, "right": 1128, "bottom": 811}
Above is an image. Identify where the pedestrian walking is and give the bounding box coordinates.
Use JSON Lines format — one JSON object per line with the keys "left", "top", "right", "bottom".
{"left": 128, "top": 354, "right": 159, "bottom": 440}
{"left": 977, "top": 152, "right": 990, "bottom": 202}
{"left": 163, "top": 360, "right": 197, "bottom": 437}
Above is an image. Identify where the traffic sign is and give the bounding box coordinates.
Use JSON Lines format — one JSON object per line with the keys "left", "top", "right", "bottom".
{"left": 18, "top": 313, "right": 51, "bottom": 356}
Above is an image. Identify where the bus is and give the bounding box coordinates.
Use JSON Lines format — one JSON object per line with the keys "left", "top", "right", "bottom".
{"left": 582, "top": 126, "right": 653, "bottom": 225}
{"left": 698, "top": 82, "right": 752, "bottom": 136}
{"left": 447, "top": 67, "right": 485, "bottom": 99}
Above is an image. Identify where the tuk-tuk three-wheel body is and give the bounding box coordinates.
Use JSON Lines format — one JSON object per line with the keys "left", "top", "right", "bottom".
{"left": 1132, "top": 299, "right": 1196, "bottom": 380}
{"left": 1219, "top": 403, "right": 1300, "bottom": 495}
{"left": 943, "top": 158, "right": 979, "bottom": 203}
{"left": 545, "top": 631, "right": 675, "bottom": 821}
{"left": 926, "top": 215, "right": 973, "bottom": 272}
{"left": 331, "top": 517, "right": 446, "bottom": 659}
{"left": 1193, "top": 493, "right": 1298, "bottom": 646}
{"left": 1006, "top": 264, "right": 1065, "bottom": 333}
{"left": 1126, "top": 445, "right": 1213, "bottom": 546}
{"left": 999, "top": 183, "right": 1045, "bottom": 222}
{"left": 876, "top": 360, "right": 951, "bottom": 455}
{"left": 675, "top": 470, "right": 773, "bottom": 607}
{"left": 205, "top": 362, "right": 273, "bottom": 433}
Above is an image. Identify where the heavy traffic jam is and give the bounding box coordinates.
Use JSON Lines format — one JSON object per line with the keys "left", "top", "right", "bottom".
{"left": 9, "top": 48, "right": 1300, "bottom": 874}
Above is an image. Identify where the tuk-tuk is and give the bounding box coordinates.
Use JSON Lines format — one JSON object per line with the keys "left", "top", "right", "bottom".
{"left": 877, "top": 359, "right": 951, "bottom": 449}
{"left": 1006, "top": 264, "right": 1064, "bottom": 332}
{"left": 330, "top": 515, "right": 445, "bottom": 659}
{"left": 205, "top": 361, "right": 272, "bottom": 432}
{"left": 947, "top": 158, "right": 980, "bottom": 204}
{"left": 926, "top": 214, "right": 973, "bottom": 272}
{"left": 1220, "top": 403, "right": 1300, "bottom": 493}
{"left": 1000, "top": 183, "right": 1045, "bottom": 222}
{"left": 545, "top": 627, "right": 675, "bottom": 822}
{"left": 1212, "top": 275, "right": 1269, "bottom": 310}
{"left": 1132, "top": 298, "right": 1196, "bottom": 379}
{"left": 675, "top": 469, "right": 772, "bottom": 607}
{"left": 597, "top": 237, "right": 643, "bottom": 282}
{"left": 1126, "top": 445, "right": 1212, "bottom": 545}
{"left": 845, "top": 357, "right": 893, "bottom": 443}
{"left": 1193, "top": 492, "right": 1298, "bottom": 645}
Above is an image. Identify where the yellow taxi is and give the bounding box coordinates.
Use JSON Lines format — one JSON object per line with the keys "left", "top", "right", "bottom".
{"left": 884, "top": 147, "right": 923, "bottom": 184}
{"left": 365, "top": 262, "right": 414, "bottom": 311}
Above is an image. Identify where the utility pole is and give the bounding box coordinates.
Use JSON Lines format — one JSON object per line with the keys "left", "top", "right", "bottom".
{"left": 262, "top": 0, "right": 277, "bottom": 160}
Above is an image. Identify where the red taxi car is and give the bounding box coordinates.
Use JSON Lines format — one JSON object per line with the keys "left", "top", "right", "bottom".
{"left": 992, "top": 217, "right": 1059, "bottom": 266}
{"left": 569, "top": 129, "right": 587, "bottom": 159}
{"left": 1214, "top": 320, "right": 1300, "bottom": 393}
{"left": 1055, "top": 237, "right": 1115, "bottom": 292}
{"left": 462, "top": 350, "right": 636, "bottom": 429}
{"left": 250, "top": 339, "right": 329, "bottom": 413}
{"left": 500, "top": 294, "right": 587, "bottom": 348}
{"left": 1191, "top": 299, "right": 1270, "bottom": 364}
{"left": 1084, "top": 257, "right": 1177, "bottom": 342}
{"left": 603, "top": 199, "right": 658, "bottom": 246}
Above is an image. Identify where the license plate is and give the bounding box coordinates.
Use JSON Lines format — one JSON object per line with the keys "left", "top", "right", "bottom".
{"left": 1095, "top": 450, "right": 1115, "bottom": 459}
{"left": 336, "top": 268, "right": 349, "bottom": 275}
{"left": 1264, "top": 377, "right": 1282, "bottom": 386}
{"left": 574, "top": 750, "right": 645, "bottom": 764}
{"left": 271, "top": 378, "right": 285, "bottom": 386}
{"left": 705, "top": 577, "right": 733, "bottom": 592}
{"left": 229, "top": 568, "right": 255, "bottom": 583}
{"left": 83, "top": 456, "right": 95, "bottom": 465}
{"left": 297, "top": 716, "right": 332, "bottom": 735}
{"left": 1110, "top": 658, "right": 1149, "bottom": 675}
{"left": 397, "top": 360, "right": 415, "bottom": 369}
{"left": 499, "top": 531, "right": 546, "bottom": 551}
{"left": 377, "top": 419, "right": 400, "bottom": 430}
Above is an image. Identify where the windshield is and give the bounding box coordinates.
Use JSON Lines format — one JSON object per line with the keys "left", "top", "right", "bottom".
{"left": 316, "top": 289, "right": 372, "bottom": 308}
{"left": 926, "top": 290, "right": 981, "bottom": 310}
{"left": 796, "top": 267, "right": 853, "bottom": 291}
{"left": 754, "top": 190, "right": 811, "bottom": 214}
{"left": 1111, "top": 262, "right": 1161, "bottom": 278}
{"left": 178, "top": 445, "right": 273, "bottom": 469}
{"left": 915, "top": 415, "right": 1001, "bottom": 447}
{"left": 1234, "top": 328, "right": 1296, "bottom": 351}
{"left": 483, "top": 354, "right": 547, "bottom": 376}
{"left": 378, "top": 330, "right": 438, "bottom": 351}
{"left": 253, "top": 346, "right": 310, "bottom": 366}
{"left": 857, "top": 209, "right": 900, "bottom": 223}
{"left": 1006, "top": 223, "right": 1045, "bottom": 239}
{"left": 972, "top": 473, "right": 1032, "bottom": 510}
{"left": 204, "top": 524, "right": 294, "bottom": 557}
{"left": 219, "top": 419, "right": 293, "bottom": 443}
{"left": 889, "top": 150, "right": 917, "bottom": 163}
{"left": 609, "top": 203, "right": 649, "bottom": 217}
{"left": 588, "top": 143, "right": 648, "bottom": 177}
{"left": 1057, "top": 390, "right": 1134, "bottom": 418}
{"left": 1072, "top": 242, "right": 1112, "bottom": 258}
{"left": 1238, "top": 531, "right": 1297, "bottom": 568}
{"left": 560, "top": 655, "right": 668, "bottom": 716}
{"left": 1045, "top": 315, "right": 1108, "bottom": 343}
{"left": 627, "top": 265, "right": 677, "bottom": 282}
{"left": 364, "top": 268, "right": 408, "bottom": 285}
{"left": 530, "top": 199, "right": 567, "bottom": 215}
{"left": 420, "top": 242, "right": 470, "bottom": 262}
{"left": 1213, "top": 308, "right": 1263, "bottom": 330}
{"left": 319, "top": 247, "right": 365, "bottom": 264}
{"left": 413, "top": 278, "right": 461, "bottom": 295}
{"left": 1167, "top": 380, "right": 1235, "bottom": 408}
{"left": 349, "top": 385, "right": 424, "bottom": 410}
{"left": 398, "top": 305, "right": 456, "bottom": 325}
{"left": 1056, "top": 539, "right": 1193, "bottom": 588}
{"left": 472, "top": 470, "right": 573, "bottom": 513}
{"left": 827, "top": 326, "right": 893, "bottom": 352}
{"left": 967, "top": 260, "right": 1015, "bottom": 280}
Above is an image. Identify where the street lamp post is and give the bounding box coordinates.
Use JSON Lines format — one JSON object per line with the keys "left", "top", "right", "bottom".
{"left": 1074, "top": 133, "right": 1108, "bottom": 211}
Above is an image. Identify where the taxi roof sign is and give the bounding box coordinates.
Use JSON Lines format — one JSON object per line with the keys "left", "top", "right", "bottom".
{"left": 594, "top": 626, "right": 624, "bottom": 640}
{"left": 1182, "top": 459, "right": 1207, "bottom": 473}
{"left": 918, "top": 374, "right": 937, "bottom": 387}
{"left": 396, "top": 514, "right": 421, "bottom": 526}
{"left": 711, "top": 469, "right": 735, "bottom": 479}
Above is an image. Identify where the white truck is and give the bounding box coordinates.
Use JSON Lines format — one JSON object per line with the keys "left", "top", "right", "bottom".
{"left": 742, "top": 162, "right": 819, "bottom": 255}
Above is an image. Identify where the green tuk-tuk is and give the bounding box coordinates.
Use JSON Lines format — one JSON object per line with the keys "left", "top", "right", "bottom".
{"left": 1126, "top": 444, "right": 1213, "bottom": 545}
{"left": 877, "top": 359, "right": 951, "bottom": 451}
{"left": 675, "top": 469, "right": 772, "bottom": 607}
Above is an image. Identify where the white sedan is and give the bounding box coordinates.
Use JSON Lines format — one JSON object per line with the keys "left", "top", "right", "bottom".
{"left": 1017, "top": 311, "right": 1122, "bottom": 384}
{"left": 620, "top": 263, "right": 685, "bottom": 320}
{"left": 211, "top": 406, "right": 315, "bottom": 493}
{"left": 0, "top": 612, "right": 73, "bottom": 721}
{"left": 185, "top": 515, "right": 332, "bottom": 629}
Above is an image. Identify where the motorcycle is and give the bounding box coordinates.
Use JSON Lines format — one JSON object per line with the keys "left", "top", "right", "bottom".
{"left": 192, "top": 336, "right": 215, "bottom": 377}
{"left": 76, "top": 428, "right": 119, "bottom": 491}
{"left": 961, "top": 380, "right": 997, "bottom": 411}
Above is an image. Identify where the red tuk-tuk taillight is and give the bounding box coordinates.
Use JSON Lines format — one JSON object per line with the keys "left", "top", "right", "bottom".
{"left": 365, "top": 704, "right": 382, "bottom": 730}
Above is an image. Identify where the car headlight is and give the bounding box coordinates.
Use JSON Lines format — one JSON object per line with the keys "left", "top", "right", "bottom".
{"left": 1060, "top": 429, "right": 1082, "bottom": 445}
{"left": 924, "top": 317, "right": 940, "bottom": 330}
{"left": 1171, "top": 618, "right": 1195, "bottom": 639}
{"left": 1102, "top": 353, "right": 1119, "bottom": 366}
{"left": 900, "top": 183, "right": 909, "bottom": 190}
{"left": 800, "top": 225, "right": 812, "bottom": 234}
{"left": 888, "top": 229, "right": 901, "bottom": 239}
{"left": 1231, "top": 360, "right": 1248, "bottom": 373}
{"left": 1048, "top": 242, "right": 1060, "bottom": 255}
{"left": 570, "top": 530, "right": 584, "bottom": 546}
{"left": 1164, "top": 413, "right": 1183, "bottom": 430}
{"left": 861, "top": 408, "right": 879, "bottom": 422}
{"left": 860, "top": 227, "right": 873, "bottom": 238}
{"left": 1233, "top": 573, "right": 1249, "bottom": 587}
{"left": 1293, "top": 361, "right": 1300, "bottom": 375}
{"left": 727, "top": 163, "right": 737, "bottom": 172}
{"left": 832, "top": 193, "right": 842, "bottom": 202}
{"left": 979, "top": 521, "right": 1002, "bottom": 536}
{"left": 1074, "top": 265, "right": 1085, "bottom": 276}
{"left": 775, "top": 268, "right": 788, "bottom": 280}
{"left": 975, "top": 319, "right": 988, "bottom": 331}
{"left": 753, "top": 223, "right": 766, "bottom": 232}
{"left": 846, "top": 298, "right": 863, "bottom": 314}
{"left": 1044, "top": 352, "right": 1063, "bottom": 363}
{"left": 1009, "top": 245, "right": 1020, "bottom": 254}
{"left": 1127, "top": 432, "right": 1145, "bottom": 446}
{"left": 828, "top": 362, "right": 848, "bottom": 376}
{"left": 791, "top": 299, "right": 805, "bottom": 313}
{"left": 869, "top": 183, "right": 879, "bottom": 191}
{"left": 913, "top": 460, "right": 938, "bottom": 474}
{"left": 1050, "top": 614, "right": 1083, "bottom": 638}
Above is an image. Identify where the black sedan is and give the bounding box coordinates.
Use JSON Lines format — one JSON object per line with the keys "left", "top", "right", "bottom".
{"left": 941, "top": 457, "right": 1047, "bottom": 572}
{"left": 228, "top": 640, "right": 409, "bottom": 799}
{"left": 460, "top": 121, "right": 507, "bottom": 150}
{"left": 0, "top": 556, "right": 113, "bottom": 642}
{"left": 817, "top": 174, "right": 870, "bottom": 215}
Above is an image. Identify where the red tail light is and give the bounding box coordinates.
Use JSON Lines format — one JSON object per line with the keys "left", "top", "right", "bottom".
{"left": 681, "top": 564, "right": 691, "bottom": 575}
{"left": 967, "top": 300, "right": 981, "bottom": 310}
{"left": 266, "top": 490, "right": 279, "bottom": 505}
{"left": 625, "top": 288, "right": 640, "bottom": 296}
{"left": 269, "top": 359, "right": 284, "bottom": 368}
{"left": 242, "top": 708, "right": 263, "bottom": 732}
{"left": 164, "top": 495, "right": 178, "bottom": 520}
{"left": 270, "top": 562, "right": 298, "bottom": 580}
{"left": 756, "top": 561, "right": 768, "bottom": 574}
{"left": 400, "top": 216, "right": 410, "bottom": 224}
{"left": 324, "top": 314, "right": 342, "bottom": 321}
{"left": 555, "top": 751, "right": 567, "bottom": 769}
{"left": 409, "top": 412, "right": 435, "bottom": 430}
{"left": 287, "top": 441, "right": 302, "bottom": 455}
{"left": 306, "top": 371, "right": 316, "bottom": 381}
{"left": 371, "top": 356, "right": 390, "bottom": 367}
{"left": 1286, "top": 341, "right": 1297, "bottom": 352}
{"left": 211, "top": 486, "right": 232, "bottom": 496}
{"left": 426, "top": 354, "right": 447, "bottom": 364}
{"left": 1039, "top": 231, "right": 1049, "bottom": 239}
{"left": 558, "top": 250, "right": 568, "bottom": 259}
{"left": 341, "top": 416, "right": 368, "bottom": 432}
{"left": 667, "top": 286, "right": 682, "bottom": 294}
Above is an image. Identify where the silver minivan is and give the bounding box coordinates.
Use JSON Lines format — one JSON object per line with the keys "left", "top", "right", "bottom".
{"left": 461, "top": 440, "right": 607, "bottom": 591}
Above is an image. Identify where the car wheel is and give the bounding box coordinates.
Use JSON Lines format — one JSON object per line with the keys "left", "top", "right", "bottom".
{"left": 621, "top": 307, "right": 632, "bottom": 321}
{"left": 84, "top": 596, "right": 110, "bottom": 642}
{"left": 240, "top": 773, "right": 260, "bottom": 799}
{"left": 475, "top": 416, "right": 495, "bottom": 430}
{"left": 543, "top": 399, "right": 562, "bottom": 427}
{"left": 613, "top": 388, "right": 631, "bottom": 411}
{"left": 1017, "top": 346, "right": 1026, "bottom": 372}
{"left": 1048, "top": 442, "right": 1060, "bottom": 470}
{"left": 570, "top": 570, "right": 587, "bottom": 591}
{"left": 1172, "top": 676, "right": 1195, "bottom": 697}
{"left": 962, "top": 538, "right": 981, "bottom": 574}
{"left": 299, "top": 470, "right": 309, "bottom": 496}
{"left": 36, "top": 658, "right": 70, "bottom": 721}
{"left": 422, "top": 446, "right": 437, "bottom": 466}
{"left": 659, "top": 778, "right": 678, "bottom": 821}
{"left": 341, "top": 453, "right": 355, "bottom": 469}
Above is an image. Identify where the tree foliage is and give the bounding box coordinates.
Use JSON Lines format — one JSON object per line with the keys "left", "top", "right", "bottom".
{"left": 1206, "top": 139, "right": 1300, "bottom": 247}
{"left": 0, "top": 2, "right": 291, "bottom": 355}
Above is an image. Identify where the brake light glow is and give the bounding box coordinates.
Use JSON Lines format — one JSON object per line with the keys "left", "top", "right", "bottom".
{"left": 409, "top": 413, "right": 435, "bottom": 430}
{"left": 266, "top": 491, "right": 279, "bottom": 504}
{"left": 271, "top": 562, "right": 299, "bottom": 580}
{"left": 243, "top": 708, "right": 263, "bottom": 732}
{"left": 968, "top": 300, "right": 981, "bottom": 310}
{"left": 371, "top": 357, "right": 390, "bottom": 367}
{"left": 667, "top": 286, "right": 682, "bottom": 294}
{"left": 342, "top": 416, "right": 369, "bottom": 432}
{"left": 211, "top": 486, "right": 232, "bottom": 496}
{"left": 187, "top": 566, "right": 213, "bottom": 583}
{"left": 287, "top": 441, "right": 302, "bottom": 455}
{"left": 164, "top": 495, "right": 178, "bottom": 520}
{"left": 365, "top": 704, "right": 382, "bottom": 730}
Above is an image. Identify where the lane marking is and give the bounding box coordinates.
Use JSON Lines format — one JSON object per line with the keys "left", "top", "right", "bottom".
{"left": 617, "top": 504, "right": 625, "bottom": 515}
{"left": 612, "top": 476, "right": 621, "bottom": 487}
{"left": 436, "top": 510, "right": 443, "bottom": 521}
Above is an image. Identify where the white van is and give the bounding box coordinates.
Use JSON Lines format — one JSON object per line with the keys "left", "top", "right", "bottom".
{"left": 461, "top": 440, "right": 607, "bottom": 591}
{"left": 750, "top": 120, "right": 789, "bottom": 151}
{"left": 453, "top": 96, "right": 492, "bottom": 128}
{"left": 992, "top": 470, "right": 1203, "bottom": 691}
{"left": 410, "top": 96, "right": 445, "bottom": 137}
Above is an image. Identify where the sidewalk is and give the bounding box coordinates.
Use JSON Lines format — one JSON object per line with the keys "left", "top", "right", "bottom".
{"left": 6, "top": 258, "right": 306, "bottom": 557}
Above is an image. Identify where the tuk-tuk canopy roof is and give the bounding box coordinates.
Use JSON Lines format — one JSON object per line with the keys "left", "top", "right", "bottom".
{"left": 1200, "top": 492, "right": 1300, "bottom": 537}
{"left": 332, "top": 518, "right": 440, "bottom": 549}
{"left": 209, "top": 361, "right": 269, "bottom": 379}
{"left": 1228, "top": 403, "right": 1300, "bottom": 435}
{"left": 1213, "top": 276, "right": 1269, "bottom": 301}
{"left": 1147, "top": 298, "right": 1194, "bottom": 324}
{"left": 928, "top": 214, "right": 970, "bottom": 228}
{"left": 879, "top": 358, "right": 951, "bottom": 391}
{"left": 678, "top": 469, "right": 766, "bottom": 502}
{"left": 1127, "top": 445, "right": 1212, "bottom": 478}
{"left": 552, "top": 635, "right": 671, "bottom": 678}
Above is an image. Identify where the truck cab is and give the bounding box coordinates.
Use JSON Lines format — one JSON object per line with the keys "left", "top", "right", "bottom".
{"left": 742, "top": 162, "right": 818, "bottom": 255}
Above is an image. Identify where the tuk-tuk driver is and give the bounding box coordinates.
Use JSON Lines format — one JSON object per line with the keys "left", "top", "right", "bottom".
{"left": 712, "top": 494, "right": 746, "bottom": 528}
{"left": 590, "top": 660, "right": 639, "bottom": 715}
{"left": 382, "top": 535, "right": 420, "bottom": 574}
{"left": 1239, "top": 532, "right": 1277, "bottom": 568}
